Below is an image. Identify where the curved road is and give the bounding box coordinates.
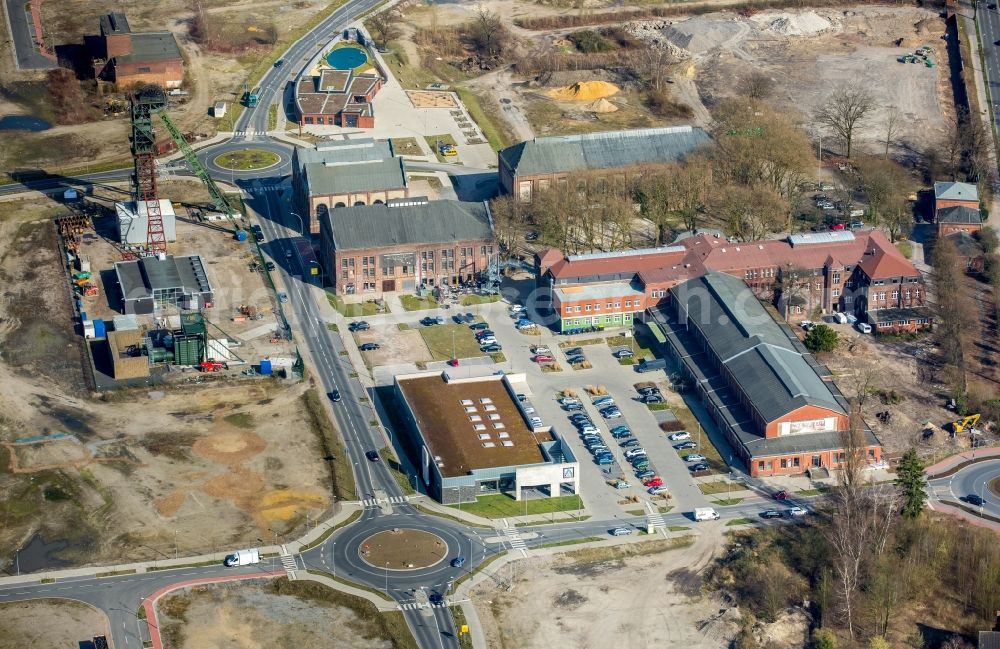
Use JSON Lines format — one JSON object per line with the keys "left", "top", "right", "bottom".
{"left": 928, "top": 458, "right": 1000, "bottom": 518}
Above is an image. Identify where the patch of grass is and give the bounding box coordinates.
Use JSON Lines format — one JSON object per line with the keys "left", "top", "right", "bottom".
{"left": 302, "top": 389, "right": 356, "bottom": 501}
{"left": 213, "top": 149, "right": 280, "bottom": 171}
{"left": 326, "top": 323, "right": 339, "bottom": 332}
{"left": 647, "top": 402, "right": 671, "bottom": 411}
{"left": 558, "top": 338, "right": 604, "bottom": 348}
{"left": 147, "top": 559, "right": 220, "bottom": 572}
{"left": 668, "top": 405, "right": 728, "bottom": 474}
{"left": 489, "top": 352, "right": 506, "bottom": 363}
{"left": 96, "top": 568, "right": 136, "bottom": 578}
{"left": 418, "top": 324, "right": 484, "bottom": 361}
{"left": 452, "top": 553, "right": 503, "bottom": 589}
{"left": 399, "top": 294, "right": 439, "bottom": 311}
{"left": 425, "top": 133, "right": 459, "bottom": 163}
{"left": 412, "top": 504, "right": 492, "bottom": 528}
{"left": 326, "top": 293, "right": 385, "bottom": 317}
{"left": 606, "top": 332, "right": 654, "bottom": 359}
{"left": 698, "top": 481, "right": 734, "bottom": 495}
{"left": 391, "top": 137, "right": 423, "bottom": 156}
{"left": 896, "top": 241, "right": 913, "bottom": 259}
{"left": 726, "top": 518, "right": 753, "bottom": 527}
{"left": 397, "top": 322, "right": 410, "bottom": 331}
{"left": 536, "top": 536, "right": 603, "bottom": 549}
{"left": 563, "top": 536, "right": 693, "bottom": 563}
{"left": 451, "top": 605, "right": 474, "bottom": 649}
{"left": 299, "top": 510, "right": 364, "bottom": 552}
{"left": 668, "top": 525, "right": 691, "bottom": 532}
{"left": 223, "top": 412, "right": 255, "bottom": 429}
{"left": 796, "top": 487, "right": 829, "bottom": 496}
{"left": 455, "top": 87, "right": 511, "bottom": 151}
{"left": 619, "top": 356, "right": 637, "bottom": 365}
{"left": 625, "top": 505, "right": 673, "bottom": 516}
{"left": 514, "top": 515, "right": 590, "bottom": 527}
{"left": 268, "top": 577, "right": 417, "bottom": 649}
{"left": 448, "top": 493, "right": 584, "bottom": 518}
{"left": 541, "top": 363, "right": 563, "bottom": 372}
{"left": 712, "top": 498, "right": 743, "bottom": 506}
{"left": 460, "top": 294, "right": 500, "bottom": 306}
{"left": 408, "top": 174, "right": 444, "bottom": 189}
{"left": 40, "top": 577, "right": 55, "bottom": 584}
{"left": 267, "top": 104, "right": 278, "bottom": 131}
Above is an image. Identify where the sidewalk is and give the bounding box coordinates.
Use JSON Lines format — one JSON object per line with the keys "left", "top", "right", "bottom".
{"left": 925, "top": 445, "right": 1000, "bottom": 476}
{"left": 960, "top": 8, "right": 1000, "bottom": 227}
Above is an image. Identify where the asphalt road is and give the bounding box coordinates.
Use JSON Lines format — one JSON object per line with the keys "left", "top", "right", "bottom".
{"left": 2, "top": 0, "right": 57, "bottom": 70}
{"left": 928, "top": 458, "right": 1000, "bottom": 517}
{"left": 977, "top": 3, "right": 1000, "bottom": 130}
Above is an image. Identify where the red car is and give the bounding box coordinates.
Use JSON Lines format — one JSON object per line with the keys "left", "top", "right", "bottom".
{"left": 830, "top": 222, "right": 846, "bottom": 231}
{"left": 643, "top": 477, "right": 664, "bottom": 488}
{"left": 773, "top": 490, "right": 788, "bottom": 500}
{"left": 532, "top": 354, "right": 555, "bottom": 363}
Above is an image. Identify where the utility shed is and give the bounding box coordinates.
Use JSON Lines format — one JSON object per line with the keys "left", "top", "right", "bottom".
{"left": 116, "top": 200, "right": 177, "bottom": 246}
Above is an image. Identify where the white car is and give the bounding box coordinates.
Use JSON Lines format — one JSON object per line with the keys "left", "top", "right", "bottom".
{"left": 856, "top": 322, "right": 872, "bottom": 334}
{"left": 516, "top": 322, "right": 537, "bottom": 330}
{"left": 522, "top": 406, "right": 536, "bottom": 415}
{"left": 478, "top": 336, "right": 497, "bottom": 345}
{"left": 625, "top": 448, "right": 647, "bottom": 459}
{"left": 647, "top": 485, "right": 669, "bottom": 495}
{"left": 532, "top": 346, "right": 552, "bottom": 355}
{"left": 509, "top": 304, "right": 526, "bottom": 313}
{"left": 788, "top": 506, "right": 809, "bottom": 517}
{"left": 529, "top": 417, "right": 543, "bottom": 428}
{"left": 799, "top": 320, "right": 815, "bottom": 331}
{"left": 684, "top": 453, "right": 707, "bottom": 463}
{"left": 579, "top": 425, "right": 599, "bottom": 435}
{"left": 668, "top": 432, "right": 691, "bottom": 441}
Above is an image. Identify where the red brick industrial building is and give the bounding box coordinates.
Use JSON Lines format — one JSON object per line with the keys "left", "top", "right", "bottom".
{"left": 294, "top": 68, "right": 382, "bottom": 130}
{"left": 96, "top": 13, "right": 183, "bottom": 89}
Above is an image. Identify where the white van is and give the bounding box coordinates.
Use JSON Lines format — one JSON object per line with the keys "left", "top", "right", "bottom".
{"left": 694, "top": 507, "right": 720, "bottom": 522}
{"left": 857, "top": 322, "right": 872, "bottom": 334}
{"left": 833, "top": 312, "right": 848, "bottom": 324}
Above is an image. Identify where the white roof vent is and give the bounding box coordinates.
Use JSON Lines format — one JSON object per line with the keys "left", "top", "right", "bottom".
{"left": 483, "top": 442, "right": 496, "bottom": 448}
{"left": 501, "top": 440, "right": 514, "bottom": 447}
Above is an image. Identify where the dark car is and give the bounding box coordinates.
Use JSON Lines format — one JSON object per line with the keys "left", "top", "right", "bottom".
{"left": 761, "top": 509, "right": 783, "bottom": 519}
{"left": 348, "top": 321, "right": 370, "bottom": 332}
{"left": 562, "top": 403, "right": 585, "bottom": 412}
{"left": 642, "top": 394, "right": 664, "bottom": 404}
{"left": 359, "top": 342, "right": 380, "bottom": 351}
{"left": 328, "top": 390, "right": 341, "bottom": 403}
{"left": 274, "top": 58, "right": 285, "bottom": 67}
{"left": 688, "top": 462, "right": 710, "bottom": 472}
{"left": 419, "top": 316, "right": 442, "bottom": 326}
{"left": 470, "top": 322, "right": 490, "bottom": 331}
{"left": 638, "top": 386, "right": 661, "bottom": 396}
{"left": 674, "top": 441, "right": 697, "bottom": 450}
{"left": 474, "top": 329, "right": 495, "bottom": 339}
{"left": 450, "top": 556, "right": 466, "bottom": 568}
{"left": 967, "top": 494, "right": 985, "bottom": 506}
{"left": 567, "top": 355, "right": 586, "bottom": 365}
{"left": 265, "top": 261, "right": 276, "bottom": 271}
{"left": 481, "top": 344, "right": 502, "bottom": 353}
{"left": 773, "top": 490, "right": 788, "bottom": 501}
{"left": 365, "top": 450, "right": 380, "bottom": 462}
{"left": 564, "top": 347, "right": 583, "bottom": 356}
{"left": 254, "top": 231, "right": 265, "bottom": 242}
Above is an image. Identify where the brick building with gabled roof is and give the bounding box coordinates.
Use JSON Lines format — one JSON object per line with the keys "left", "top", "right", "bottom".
{"left": 96, "top": 13, "right": 183, "bottom": 89}
{"left": 294, "top": 68, "right": 382, "bottom": 130}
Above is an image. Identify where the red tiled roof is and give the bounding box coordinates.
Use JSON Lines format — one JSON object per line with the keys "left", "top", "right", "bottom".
{"left": 547, "top": 249, "right": 687, "bottom": 279}
{"left": 855, "top": 230, "right": 920, "bottom": 279}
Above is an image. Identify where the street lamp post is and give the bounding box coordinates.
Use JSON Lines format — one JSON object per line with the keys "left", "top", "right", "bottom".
{"left": 289, "top": 211, "right": 307, "bottom": 235}
{"left": 332, "top": 541, "right": 336, "bottom": 580}
{"left": 173, "top": 530, "right": 178, "bottom": 560}
{"left": 384, "top": 562, "right": 389, "bottom": 593}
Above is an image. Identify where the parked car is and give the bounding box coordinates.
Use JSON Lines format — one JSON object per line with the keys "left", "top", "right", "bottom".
{"left": 772, "top": 490, "right": 788, "bottom": 501}
{"left": 674, "top": 441, "right": 697, "bottom": 450}
{"left": 643, "top": 477, "right": 663, "bottom": 488}
{"left": 648, "top": 485, "right": 669, "bottom": 495}
{"left": 509, "top": 304, "right": 526, "bottom": 313}
{"left": 636, "top": 470, "right": 656, "bottom": 480}
{"left": 601, "top": 409, "right": 623, "bottom": 419}
{"left": 563, "top": 402, "right": 585, "bottom": 412}
{"left": 688, "top": 462, "right": 709, "bottom": 472}
{"left": 564, "top": 347, "right": 583, "bottom": 356}
{"left": 348, "top": 321, "right": 370, "bottom": 332}
{"left": 620, "top": 439, "right": 640, "bottom": 448}
{"left": 522, "top": 406, "right": 536, "bottom": 415}
{"left": 567, "top": 355, "right": 587, "bottom": 365}
{"left": 761, "top": 509, "right": 783, "bottom": 519}
{"left": 638, "top": 386, "right": 660, "bottom": 396}
{"left": 474, "top": 329, "right": 495, "bottom": 339}
{"left": 857, "top": 322, "right": 872, "bottom": 334}
{"left": 668, "top": 432, "right": 691, "bottom": 441}
{"left": 480, "top": 344, "right": 502, "bottom": 353}
{"left": 625, "top": 448, "right": 647, "bottom": 459}
{"left": 788, "top": 506, "right": 809, "bottom": 517}
{"left": 470, "top": 322, "right": 489, "bottom": 331}
{"left": 265, "top": 261, "right": 275, "bottom": 271}
{"left": 569, "top": 413, "right": 592, "bottom": 423}
{"left": 365, "top": 450, "right": 380, "bottom": 462}
{"left": 799, "top": 320, "right": 815, "bottom": 331}
{"left": 478, "top": 337, "right": 498, "bottom": 346}
{"left": 558, "top": 396, "right": 580, "bottom": 406}
{"left": 592, "top": 396, "right": 615, "bottom": 407}
{"left": 528, "top": 416, "right": 543, "bottom": 427}
{"left": 830, "top": 222, "right": 846, "bottom": 231}
{"left": 277, "top": 292, "right": 288, "bottom": 303}
{"left": 642, "top": 394, "right": 664, "bottom": 404}
{"left": 610, "top": 425, "right": 631, "bottom": 436}
{"left": 684, "top": 453, "right": 707, "bottom": 463}
{"left": 516, "top": 322, "right": 537, "bottom": 331}
{"left": 579, "top": 425, "right": 600, "bottom": 435}
{"left": 596, "top": 455, "right": 614, "bottom": 465}
{"left": 420, "top": 316, "right": 443, "bottom": 326}
{"left": 609, "top": 527, "right": 633, "bottom": 536}
{"left": 529, "top": 352, "right": 554, "bottom": 361}
{"left": 532, "top": 346, "right": 552, "bottom": 355}
{"left": 613, "top": 348, "right": 634, "bottom": 358}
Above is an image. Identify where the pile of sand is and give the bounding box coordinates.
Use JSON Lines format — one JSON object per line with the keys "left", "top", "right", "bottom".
{"left": 585, "top": 98, "right": 619, "bottom": 113}
{"left": 547, "top": 81, "right": 620, "bottom": 101}
{"left": 752, "top": 10, "right": 832, "bottom": 36}
{"left": 659, "top": 16, "right": 747, "bottom": 54}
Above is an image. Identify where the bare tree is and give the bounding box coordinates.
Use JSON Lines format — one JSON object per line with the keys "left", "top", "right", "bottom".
{"left": 775, "top": 265, "right": 812, "bottom": 320}
{"left": 737, "top": 71, "right": 774, "bottom": 101}
{"left": 463, "top": 8, "right": 510, "bottom": 60}
{"left": 368, "top": 8, "right": 402, "bottom": 50}
{"left": 712, "top": 184, "right": 787, "bottom": 242}
{"left": 882, "top": 105, "right": 902, "bottom": 159}
{"left": 815, "top": 84, "right": 876, "bottom": 158}
{"left": 262, "top": 22, "right": 279, "bottom": 45}
{"left": 854, "top": 156, "right": 911, "bottom": 228}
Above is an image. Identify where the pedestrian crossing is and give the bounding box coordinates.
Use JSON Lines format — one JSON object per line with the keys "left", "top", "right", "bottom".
{"left": 360, "top": 495, "right": 410, "bottom": 508}
{"left": 279, "top": 544, "right": 298, "bottom": 580}
{"left": 398, "top": 601, "right": 449, "bottom": 611}
{"left": 646, "top": 504, "right": 666, "bottom": 533}
{"left": 233, "top": 130, "right": 268, "bottom": 138}
{"left": 499, "top": 527, "right": 527, "bottom": 556}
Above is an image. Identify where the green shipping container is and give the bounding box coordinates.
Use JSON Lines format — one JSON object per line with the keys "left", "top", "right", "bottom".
{"left": 173, "top": 336, "right": 204, "bottom": 365}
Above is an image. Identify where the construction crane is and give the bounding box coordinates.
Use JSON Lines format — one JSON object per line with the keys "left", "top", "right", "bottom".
{"left": 951, "top": 413, "right": 981, "bottom": 434}
{"left": 128, "top": 85, "right": 241, "bottom": 246}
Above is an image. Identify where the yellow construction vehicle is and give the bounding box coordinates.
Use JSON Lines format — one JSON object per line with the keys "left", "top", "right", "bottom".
{"left": 951, "top": 414, "right": 981, "bottom": 434}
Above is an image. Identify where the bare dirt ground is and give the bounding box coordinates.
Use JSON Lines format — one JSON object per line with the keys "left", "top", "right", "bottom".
{"left": 0, "top": 196, "right": 334, "bottom": 569}
{"left": 0, "top": 599, "right": 108, "bottom": 647}
{"left": 472, "top": 532, "right": 745, "bottom": 649}
{"left": 158, "top": 581, "right": 394, "bottom": 649}
{"left": 354, "top": 325, "right": 432, "bottom": 366}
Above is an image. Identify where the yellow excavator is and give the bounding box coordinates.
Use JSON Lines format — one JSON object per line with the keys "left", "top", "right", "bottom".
{"left": 951, "top": 414, "right": 981, "bottom": 434}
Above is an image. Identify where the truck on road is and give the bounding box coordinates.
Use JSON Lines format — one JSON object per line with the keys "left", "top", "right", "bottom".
{"left": 694, "top": 507, "right": 720, "bottom": 521}
{"left": 223, "top": 548, "right": 260, "bottom": 567}
{"left": 635, "top": 358, "right": 667, "bottom": 373}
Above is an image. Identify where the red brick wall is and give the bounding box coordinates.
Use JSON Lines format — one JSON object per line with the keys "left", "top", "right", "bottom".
{"left": 748, "top": 446, "right": 882, "bottom": 477}
{"left": 935, "top": 198, "right": 979, "bottom": 211}
{"left": 938, "top": 222, "right": 983, "bottom": 237}
{"left": 115, "top": 59, "right": 183, "bottom": 88}
{"left": 105, "top": 33, "right": 132, "bottom": 58}
{"left": 763, "top": 404, "right": 849, "bottom": 439}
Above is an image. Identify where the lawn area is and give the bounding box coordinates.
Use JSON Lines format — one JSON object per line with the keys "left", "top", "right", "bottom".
{"left": 267, "top": 104, "right": 278, "bottom": 131}
{"left": 712, "top": 497, "right": 743, "bottom": 506}
{"left": 537, "top": 536, "right": 603, "bottom": 550}
{"left": 213, "top": 149, "right": 280, "bottom": 170}
{"left": 425, "top": 134, "right": 459, "bottom": 163}
{"left": 391, "top": 137, "right": 423, "bottom": 156}
{"left": 455, "top": 87, "right": 512, "bottom": 150}
{"left": 896, "top": 241, "right": 913, "bottom": 259}
{"left": 726, "top": 518, "right": 753, "bottom": 527}
{"left": 796, "top": 487, "right": 829, "bottom": 496}
{"left": 399, "top": 294, "right": 438, "bottom": 311}
{"left": 449, "top": 493, "right": 584, "bottom": 518}
{"left": 326, "top": 293, "right": 386, "bottom": 317}
{"left": 698, "top": 481, "right": 734, "bottom": 495}
{"left": 557, "top": 337, "right": 604, "bottom": 349}
{"left": 606, "top": 331, "right": 655, "bottom": 360}
{"left": 418, "top": 324, "right": 484, "bottom": 361}
{"left": 460, "top": 294, "right": 500, "bottom": 306}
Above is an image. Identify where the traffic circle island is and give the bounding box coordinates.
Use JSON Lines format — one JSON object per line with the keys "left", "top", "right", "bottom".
{"left": 358, "top": 528, "right": 448, "bottom": 570}
{"left": 213, "top": 148, "right": 281, "bottom": 171}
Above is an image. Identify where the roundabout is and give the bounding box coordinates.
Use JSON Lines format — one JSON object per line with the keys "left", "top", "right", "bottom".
{"left": 929, "top": 456, "right": 1000, "bottom": 519}
{"left": 359, "top": 528, "right": 448, "bottom": 570}
{"left": 213, "top": 148, "right": 281, "bottom": 171}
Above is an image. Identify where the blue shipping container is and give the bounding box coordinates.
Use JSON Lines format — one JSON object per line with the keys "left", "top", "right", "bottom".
{"left": 93, "top": 319, "right": 106, "bottom": 338}
{"left": 259, "top": 359, "right": 273, "bottom": 375}
{"left": 80, "top": 311, "right": 87, "bottom": 322}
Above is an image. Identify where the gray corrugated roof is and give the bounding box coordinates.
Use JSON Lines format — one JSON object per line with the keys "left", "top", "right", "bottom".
{"left": 670, "top": 272, "right": 846, "bottom": 423}
{"left": 114, "top": 255, "right": 211, "bottom": 298}
{"left": 934, "top": 180, "right": 979, "bottom": 202}
{"left": 867, "top": 306, "right": 934, "bottom": 323}
{"left": 323, "top": 200, "right": 492, "bottom": 250}
{"left": 499, "top": 126, "right": 710, "bottom": 177}
{"left": 980, "top": 632, "right": 1000, "bottom": 649}
{"left": 297, "top": 139, "right": 392, "bottom": 168}
{"left": 936, "top": 205, "right": 982, "bottom": 224}
{"left": 101, "top": 13, "right": 130, "bottom": 35}
{"left": 305, "top": 156, "right": 406, "bottom": 195}
{"left": 119, "top": 32, "right": 181, "bottom": 63}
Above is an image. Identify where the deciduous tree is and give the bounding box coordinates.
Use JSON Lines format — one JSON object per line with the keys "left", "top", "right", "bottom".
{"left": 815, "top": 84, "right": 876, "bottom": 158}
{"left": 368, "top": 8, "right": 402, "bottom": 49}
